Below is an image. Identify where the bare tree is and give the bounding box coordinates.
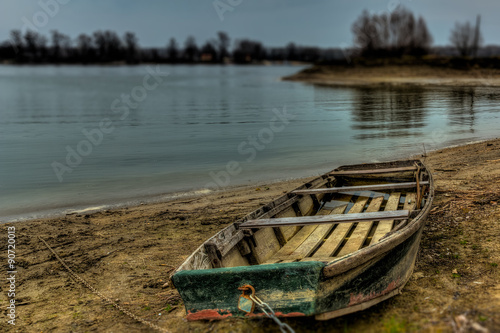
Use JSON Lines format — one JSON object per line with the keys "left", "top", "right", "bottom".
{"left": 286, "top": 42, "right": 297, "bottom": 61}
{"left": 10, "top": 30, "right": 23, "bottom": 51}
{"left": 9, "top": 30, "right": 24, "bottom": 61}
{"left": 167, "top": 38, "right": 179, "bottom": 63}
{"left": 352, "top": 7, "right": 432, "bottom": 57}
{"left": 217, "top": 31, "right": 230, "bottom": 62}
{"left": 24, "top": 30, "right": 47, "bottom": 61}
{"left": 472, "top": 15, "right": 482, "bottom": 57}
{"left": 233, "top": 39, "right": 265, "bottom": 63}
{"left": 77, "top": 34, "right": 93, "bottom": 63}
{"left": 352, "top": 10, "right": 383, "bottom": 54}
{"left": 414, "top": 17, "right": 433, "bottom": 53}
{"left": 183, "top": 36, "right": 199, "bottom": 63}
{"left": 51, "top": 30, "right": 71, "bottom": 62}
{"left": 450, "top": 16, "right": 482, "bottom": 57}
{"left": 124, "top": 32, "right": 139, "bottom": 64}
{"left": 93, "top": 30, "right": 123, "bottom": 62}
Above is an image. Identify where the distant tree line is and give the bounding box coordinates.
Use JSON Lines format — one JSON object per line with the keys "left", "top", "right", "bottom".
{"left": 0, "top": 29, "right": 345, "bottom": 65}
{"left": 0, "top": 9, "right": 489, "bottom": 65}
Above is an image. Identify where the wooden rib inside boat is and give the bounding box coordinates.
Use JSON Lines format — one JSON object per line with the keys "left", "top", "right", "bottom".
{"left": 171, "top": 160, "right": 434, "bottom": 321}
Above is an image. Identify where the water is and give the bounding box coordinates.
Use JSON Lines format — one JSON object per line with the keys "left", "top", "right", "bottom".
{"left": 1, "top": 65, "right": 499, "bottom": 221}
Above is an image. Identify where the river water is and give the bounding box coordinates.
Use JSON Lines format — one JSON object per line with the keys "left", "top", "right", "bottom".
{"left": 1, "top": 65, "right": 499, "bottom": 221}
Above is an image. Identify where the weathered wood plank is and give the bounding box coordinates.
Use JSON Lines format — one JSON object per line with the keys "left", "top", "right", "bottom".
{"left": 403, "top": 192, "right": 417, "bottom": 211}
{"left": 283, "top": 204, "right": 349, "bottom": 261}
{"left": 257, "top": 196, "right": 299, "bottom": 220}
{"left": 311, "top": 196, "right": 369, "bottom": 258}
{"left": 298, "top": 195, "right": 315, "bottom": 216}
{"left": 274, "top": 208, "right": 300, "bottom": 242}
{"left": 204, "top": 242, "right": 222, "bottom": 268}
{"left": 264, "top": 198, "right": 350, "bottom": 264}
{"left": 219, "top": 230, "right": 245, "bottom": 257}
{"left": 263, "top": 225, "right": 319, "bottom": 264}
{"left": 239, "top": 210, "right": 410, "bottom": 229}
{"left": 292, "top": 182, "right": 429, "bottom": 195}
{"left": 335, "top": 196, "right": 384, "bottom": 258}
{"left": 221, "top": 246, "right": 250, "bottom": 268}
{"left": 250, "top": 228, "right": 281, "bottom": 263}
{"left": 370, "top": 193, "right": 401, "bottom": 244}
{"left": 391, "top": 192, "right": 418, "bottom": 232}
{"left": 329, "top": 166, "right": 417, "bottom": 175}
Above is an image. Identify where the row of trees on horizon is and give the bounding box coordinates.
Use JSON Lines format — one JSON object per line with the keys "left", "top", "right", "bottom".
{"left": 0, "top": 29, "right": 337, "bottom": 65}
{"left": 0, "top": 7, "right": 490, "bottom": 65}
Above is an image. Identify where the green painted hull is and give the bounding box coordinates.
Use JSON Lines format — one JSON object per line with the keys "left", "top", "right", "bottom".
{"left": 172, "top": 261, "right": 325, "bottom": 320}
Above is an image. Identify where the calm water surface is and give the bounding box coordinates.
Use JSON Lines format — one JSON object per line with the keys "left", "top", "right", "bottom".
{"left": 1, "top": 65, "right": 499, "bottom": 221}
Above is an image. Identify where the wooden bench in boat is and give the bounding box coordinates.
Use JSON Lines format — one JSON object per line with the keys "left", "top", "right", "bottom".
{"left": 329, "top": 166, "right": 418, "bottom": 176}
{"left": 292, "top": 181, "right": 429, "bottom": 195}
{"left": 238, "top": 210, "right": 410, "bottom": 229}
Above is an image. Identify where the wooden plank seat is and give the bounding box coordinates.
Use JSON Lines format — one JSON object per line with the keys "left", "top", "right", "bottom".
{"left": 329, "top": 166, "right": 417, "bottom": 176}
{"left": 239, "top": 210, "right": 410, "bottom": 229}
{"left": 291, "top": 181, "right": 429, "bottom": 195}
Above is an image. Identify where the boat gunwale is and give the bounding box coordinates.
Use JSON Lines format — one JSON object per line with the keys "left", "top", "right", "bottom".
{"left": 173, "top": 159, "right": 434, "bottom": 277}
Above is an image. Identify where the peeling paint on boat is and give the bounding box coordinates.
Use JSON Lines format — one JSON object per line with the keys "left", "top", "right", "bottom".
{"left": 186, "top": 309, "right": 233, "bottom": 321}
{"left": 348, "top": 278, "right": 400, "bottom": 306}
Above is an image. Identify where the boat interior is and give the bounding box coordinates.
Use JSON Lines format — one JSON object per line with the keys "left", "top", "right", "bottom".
{"left": 177, "top": 161, "right": 431, "bottom": 272}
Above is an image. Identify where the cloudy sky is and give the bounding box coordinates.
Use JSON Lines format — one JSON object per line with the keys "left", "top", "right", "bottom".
{"left": 1, "top": 0, "right": 499, "bottom": 48}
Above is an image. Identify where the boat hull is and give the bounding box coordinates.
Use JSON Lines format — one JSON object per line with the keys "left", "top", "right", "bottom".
{"left": 171, "top": 160, "right": 434, "bottom": 320}
{"left": 172, "top": 222, "right": 424, "bottom": 320}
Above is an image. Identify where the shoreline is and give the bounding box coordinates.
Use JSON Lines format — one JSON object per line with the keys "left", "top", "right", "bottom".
{"left": 284, "top": 64, "right": 500, "bottom": 87}
{"left": 3, "top": 137, "right": 496, "bottom": 224}
{"left": 0, "top": 176, "right": 319, "bottom": 223}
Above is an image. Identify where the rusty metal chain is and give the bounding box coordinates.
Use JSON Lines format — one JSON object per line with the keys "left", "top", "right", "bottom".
{"left": 38, "top": 236, "right": 170, "bottom": 333}
{"left": 249, "top": 294, "right": 295, "bottom": 333}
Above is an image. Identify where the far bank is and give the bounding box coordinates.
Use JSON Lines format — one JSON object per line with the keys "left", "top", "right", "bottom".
{"left": 284, "top": 62, "right": 500, "bottom": 87}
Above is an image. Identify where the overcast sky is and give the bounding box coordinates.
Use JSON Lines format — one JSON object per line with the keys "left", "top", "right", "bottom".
{"left": 1, "top": 0, "right": 499, "bottom": 49}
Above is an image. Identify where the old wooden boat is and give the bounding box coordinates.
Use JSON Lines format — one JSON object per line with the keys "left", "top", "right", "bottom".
{"left": 171, "top": 159, "right": 434, "bottom": 321}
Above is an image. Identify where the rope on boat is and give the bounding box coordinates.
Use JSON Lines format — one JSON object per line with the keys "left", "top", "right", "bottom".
{"left": 38, "top": 236, "right": 170, "bottom": 333}
{"left": 249, "top": 294, "right": 295, "bottom": 333}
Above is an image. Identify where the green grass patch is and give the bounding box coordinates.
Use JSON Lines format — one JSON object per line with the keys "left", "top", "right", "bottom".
{"left": 383, "top": 316, "right": 409, "bottom": 333}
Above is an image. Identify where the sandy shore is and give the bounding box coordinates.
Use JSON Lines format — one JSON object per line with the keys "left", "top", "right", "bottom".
{"left": 284, "top": 65, "right": 500, "bottom": 87}
{"left": 1, "top": 138, "right": 500, "bottom": 332}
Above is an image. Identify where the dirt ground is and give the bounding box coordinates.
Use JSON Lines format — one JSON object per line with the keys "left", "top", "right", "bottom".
{"left": 1, "top": 138, "right": 499, "bottom": 333}
{"left": 283, "top": 65, "right": 500, "bottom": 87}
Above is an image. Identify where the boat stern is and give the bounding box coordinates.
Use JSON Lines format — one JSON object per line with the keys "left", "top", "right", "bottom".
{"left": 171, "top": 261, "right": 325, "bottom": 320}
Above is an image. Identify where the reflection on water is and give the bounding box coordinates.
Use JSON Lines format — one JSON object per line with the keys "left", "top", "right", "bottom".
{"left": 348, "top": 86, "right": 500, "bottom": 141}
{"left": 448, "top": 88, "right": 476, "bottom": 132}
{"left": 351, "top": 87, "right": 427, "bottom": 140}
